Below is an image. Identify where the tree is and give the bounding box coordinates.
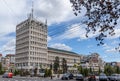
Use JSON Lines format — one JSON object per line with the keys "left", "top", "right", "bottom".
{"left": 53, "top": 56, "right": 60, "bottom": 74}
{"left": 34, "top": 68, "right": 37, "bottom": 76}
{"left": 114, "top": 66, "right": 120, "bottom": 74}
{"left": 62, "top": 58, "right": 67, "bottom": 73}
{"left": 0, "top": 63, "right": 5, "bottom": 75}
{"left": 70, "top": 0, "right": 120, "bottom": 51}
{"left": 89, "top": 67, "right": 92, "bottom": 74}
{"left": 83, "top": 68, "right": 89, "bottom": 76}
{"left": 0, "top": 63, "right": 2, "bottom": 71}
{"left": 78, "top": 66, "right": 83, "bottom": 74}
{"left": 104, "top": 65, "right": 114, "bottom": 76}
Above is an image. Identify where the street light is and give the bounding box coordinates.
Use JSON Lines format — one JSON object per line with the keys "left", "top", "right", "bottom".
{"left": 50, "top": 63, "right": 53, "bottom": 79}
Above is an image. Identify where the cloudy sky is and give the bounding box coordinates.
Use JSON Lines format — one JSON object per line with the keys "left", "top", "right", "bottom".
{"left": 0, "top": 0, "right": 120, "bottom": 62}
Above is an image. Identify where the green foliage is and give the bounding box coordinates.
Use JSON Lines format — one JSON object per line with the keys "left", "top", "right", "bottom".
{"left": 78, "top": 66, "right": 89, "bottom": 76}
{"left": 78, "top": 66, "right": 83, "bottom": 74}
{"left": 48, "top": 69, "right": 52, "bottom": 77}
{"left": 83, "top": 68, "right": 89, "bottom": 76}
{"left": 0, "top": 63, "right": 5, "bottom": 75}
{"left": 114, "top": 66, "right": 120, "bottom": 74}
{"left": 14, "top": 70, "right": 20, "bottom": 76}
{"left": 70, "top": 0, "right": 120, "bottom": 51}
{"left": 44, "top": 68, "right": 52, "bottom": 77}
{"left": 0, "top": 70, "right": 5, "bottom": 75}
{"left": 0, "top": 63, "right": 2, "bottom": 71}
{"left": 62, "top": 58, "right": 67, "bottom": 73}
{"left": 53, "top": 56, "right": 60, "bottom": 74}
{"left": 104, "top": 65, "right": 114, "bottom": 76}
{"left": 20, "top": 70, "right": 30, "bottom": 76}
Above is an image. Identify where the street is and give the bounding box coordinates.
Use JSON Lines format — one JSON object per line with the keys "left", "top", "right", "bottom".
{"left": 0, "top": 76, "right": 75, "bottom": 81}
{"left": 0, "top": 76, "right": 100, "bottom": 81}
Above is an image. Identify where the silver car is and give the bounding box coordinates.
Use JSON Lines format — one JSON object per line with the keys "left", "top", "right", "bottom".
{"left": 99, "top": 73, "right": 109, "bottom": 81}
{"left": 110, "top": 74, "right": 120, "bottom": 81}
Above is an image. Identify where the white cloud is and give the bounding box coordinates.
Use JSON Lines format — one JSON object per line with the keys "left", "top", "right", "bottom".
{"left": 35, "top": 0, "right": 85, "bottom": 25}
{"left": 106, "top": 48, "right": 117, "bottom": 53}
{"left": 47, "top": 36, "right": 52, "bottom": 42}
{"left": 59, "top": 24, "right": 99, "bottom": 41}
{"left": 107, "top": 28, "right": 120, "bottom": 39}
{"left": 50, "top": 43, "right": 72, "bottom": 51}
{"left": 0, "top": 0, "right": 79, "bottom": 55}
{"left": 0, "top": 39, "right": 15, "bottom": 55}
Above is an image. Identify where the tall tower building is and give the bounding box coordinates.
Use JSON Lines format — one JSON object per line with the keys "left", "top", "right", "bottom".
{"left": 15, "top": 8, "right": 47, "bottom": 71}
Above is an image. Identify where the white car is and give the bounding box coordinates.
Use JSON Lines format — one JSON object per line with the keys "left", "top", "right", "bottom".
{"left": 110, "top": 74, "right": 120, "bottom": 81}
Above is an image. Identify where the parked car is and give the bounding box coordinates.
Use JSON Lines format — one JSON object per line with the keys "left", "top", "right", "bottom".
{"left": 38, "top": 69, "right": 45, "bottom": 77}
{"left": 88, "top": 74, "right": 96, "bottom": 81}
{"left": 107, "top": 76, "right": 111, "bottom": 80}
{"left": 99, "top": 73, "right": 108, "bottom": 81}
{"left": 61, "top": 73, "right": 74, "bottom": 80}
{"left": 76, "top": 74, "right": 84, "bottom": 81}
{"left": 109, "top": 74, "right": 120, "bottom": 81}
{"left": 30, "top": 72, "right": 34, "bottom": 77}
{"left": 2, "top": 72, "right": 13, "bottom": 78}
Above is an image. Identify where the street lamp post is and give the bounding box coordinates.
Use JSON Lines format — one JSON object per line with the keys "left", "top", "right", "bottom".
{"left": 50, "top": 63, "right": 53, "bottom": 79}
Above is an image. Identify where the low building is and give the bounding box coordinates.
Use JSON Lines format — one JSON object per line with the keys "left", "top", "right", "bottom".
{"left": 48, "top": 47, "right": 81, "bottom": 72}
{"left": 0, "top": 54, "right": 2, "bottom": 62}
{"left": 5, "top": 54, "right": 15, "bottom": 72}
{"left": 80, "top": 53, "right": 105, "bottom": 73}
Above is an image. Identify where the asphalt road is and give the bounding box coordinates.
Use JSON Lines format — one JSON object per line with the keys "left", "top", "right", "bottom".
{"left": 0, "top": 77, "right": 76, "bottom": 81}
{"left": 0, "top": 76, "right": 100, "bottom": 81}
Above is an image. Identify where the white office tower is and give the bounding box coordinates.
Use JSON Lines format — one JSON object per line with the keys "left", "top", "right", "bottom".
{"left": 15, "top": 8, "right": 47, "bottom": 71}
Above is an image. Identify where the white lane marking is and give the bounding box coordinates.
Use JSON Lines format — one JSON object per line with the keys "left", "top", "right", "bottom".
{"left": 15, "top": 80, "right": 18, "bottom": 81}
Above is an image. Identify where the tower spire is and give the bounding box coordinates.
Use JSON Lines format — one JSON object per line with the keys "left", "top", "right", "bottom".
{"left": 28, "top": 0, "right": 34, "bottom": 19}
{"left": 31, "top": 0, "right": 34, "bottom": 18}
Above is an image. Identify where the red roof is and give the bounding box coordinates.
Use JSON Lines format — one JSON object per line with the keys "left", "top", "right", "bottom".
{"left": 6, "top": 54, "right": 15, "bottom": 57}
{"left": 0, "top": 54, "right": 2, "bottom": 56}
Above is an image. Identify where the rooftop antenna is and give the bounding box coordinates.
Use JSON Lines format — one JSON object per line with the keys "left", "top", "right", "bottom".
{"left": 45, "top": 19, "right": 47, "bottom": 26}
{"left": 31, "top": 0, "right": 34, "bottom": 18}
{"left": 29, "top": 0, "right": 34, "bottom": 19}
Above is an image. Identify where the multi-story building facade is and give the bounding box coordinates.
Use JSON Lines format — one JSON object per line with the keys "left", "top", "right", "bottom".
{"left": 48, "top": 47, "right": 81, "bottom": 71}
{"left": 0, "top": 54, "right": 2, "bottom": 62}
{"left": 6, "top": 54, "right": 15, "bottom": 72}
{"left": 1, "top": 57, "right": 9, "bottom": 71}
{"left": 15, "top": 8, "right": 83, "bottom": 73}
{"left": 15, "top": 11, "right": 47, "bottom": 71}
{"left": 80, "top": 53, "right": 105, "bottom": 73}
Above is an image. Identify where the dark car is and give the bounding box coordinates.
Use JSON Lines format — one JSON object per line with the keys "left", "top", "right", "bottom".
{"left": 2, "top": 72, "right": 13, "bottom": 78}
{"left": 61, "top": 73, "right": 74, "bottom": 80}
{"left": 76, "top": 74, "right": 84, "bottom": 81}
{"left": 99, "top": 73, "right": 108, "bottom": 81}
{"left": 88, "top": 74, "right": 96, "bottom": 81}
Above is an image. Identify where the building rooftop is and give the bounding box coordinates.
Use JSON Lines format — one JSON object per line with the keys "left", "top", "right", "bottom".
{"left": 48, "top": 47, "right": 80, "bottom": 56}
{"left": 0, "top": 54, "right": 2, "bottom": 56}
{"left": 6, "top": 54, "right": 15, "bottom": 57}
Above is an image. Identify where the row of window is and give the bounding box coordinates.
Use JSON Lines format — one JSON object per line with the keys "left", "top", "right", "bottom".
{"left": 30, "top": 38, "right": 47, "bottom": 43}
{"left": 16, "top": 62, "right": 46, "bottom": 67}
{"left": 31, "top": 22, "right": 47, "bottom": 31}
{"left": 30, "top": 51, "right": 47, "bottom": 56}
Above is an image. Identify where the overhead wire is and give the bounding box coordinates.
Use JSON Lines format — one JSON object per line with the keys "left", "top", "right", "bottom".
{"left": 1, "top": 0, "right": 86, "bottom": 40}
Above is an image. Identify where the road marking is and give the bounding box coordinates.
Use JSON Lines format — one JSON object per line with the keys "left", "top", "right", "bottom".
{"left": 22, "top": 80, "right": 25, "bottom": 81}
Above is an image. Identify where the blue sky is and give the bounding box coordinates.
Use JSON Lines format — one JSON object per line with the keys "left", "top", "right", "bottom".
{"left": 0, "top": 0, "right": 120, "bottom": 62}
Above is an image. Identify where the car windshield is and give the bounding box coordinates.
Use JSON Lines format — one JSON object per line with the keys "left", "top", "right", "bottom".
{"left": 100, "top": 75, "right": 107, "bottom": 78}
{"left": 77, "top": 74, "right": 83, "bottom": 77}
